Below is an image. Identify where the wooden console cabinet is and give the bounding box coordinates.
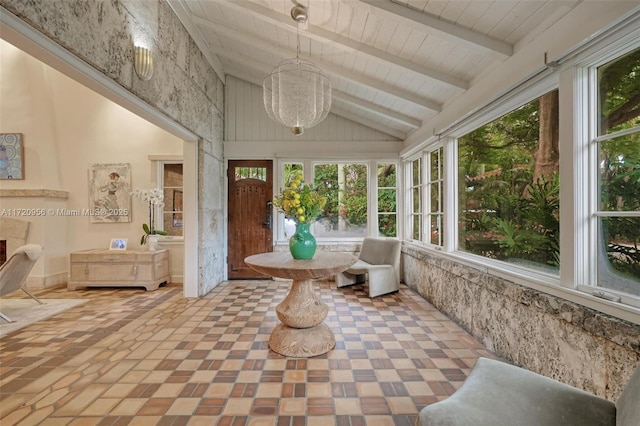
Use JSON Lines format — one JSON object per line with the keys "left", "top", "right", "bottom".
{"left": 69, "top": 249, "right": 170, "bottom": 291}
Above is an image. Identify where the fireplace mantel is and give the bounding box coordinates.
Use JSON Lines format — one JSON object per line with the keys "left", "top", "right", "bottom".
{"left": 0, "top": 189, "right": 68, "bottom": 199}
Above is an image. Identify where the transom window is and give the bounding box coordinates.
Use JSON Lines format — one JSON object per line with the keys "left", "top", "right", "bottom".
{"left": 235, "top": 166, "right": 267, "bottom": 181}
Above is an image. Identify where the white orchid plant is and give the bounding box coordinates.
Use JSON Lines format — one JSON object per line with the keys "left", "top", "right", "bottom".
{"left": 131, "top": 188, "right": 168, "bottom": 245}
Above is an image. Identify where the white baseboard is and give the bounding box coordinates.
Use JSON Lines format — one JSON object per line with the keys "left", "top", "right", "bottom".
{"left": 26, "top": 272, "right": 68, "bottom": 289}
{"left": 26, "top": 273, "right": 182, "bottom": 289}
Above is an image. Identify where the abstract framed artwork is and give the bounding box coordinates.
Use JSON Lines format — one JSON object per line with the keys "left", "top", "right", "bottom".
{"left": 0, "top": 133, "right": 24, "bottom": 179}
{"left": 89, "top": 163, "right": 132, "bottom": 223}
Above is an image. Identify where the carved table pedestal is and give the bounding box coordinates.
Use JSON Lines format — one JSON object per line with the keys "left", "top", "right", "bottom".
{"left": 244, "top": 251, "right": 357, "bottom": 358}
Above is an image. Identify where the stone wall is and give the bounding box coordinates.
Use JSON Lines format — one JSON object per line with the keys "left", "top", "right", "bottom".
{"left": 199, "top": 135, "right": 225, "bottom": 294}
{"left": 402, "top": 244, "right": 640, "bottom": 400}
{"left": 1, "top": 0, "right": 226, "bottom": 295}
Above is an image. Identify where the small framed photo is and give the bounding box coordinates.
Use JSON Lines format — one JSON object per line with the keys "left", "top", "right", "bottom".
{"left": 109, "top": 238, "right": 128, "bottom": 250}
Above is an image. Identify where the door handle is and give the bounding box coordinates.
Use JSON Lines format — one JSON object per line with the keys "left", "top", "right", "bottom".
{"left": 263, "top": 201, "right": 272, "bottom": 229}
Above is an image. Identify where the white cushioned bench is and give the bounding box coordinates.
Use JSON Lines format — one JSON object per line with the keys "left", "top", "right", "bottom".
{"left": 336, "top": 237, "right": 401, "bottom": 298}
{"left": 417, "top": 357, "right": 640, "bottom": 426}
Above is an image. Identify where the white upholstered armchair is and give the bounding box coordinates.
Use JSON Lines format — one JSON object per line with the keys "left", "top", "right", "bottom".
{"left": 336, "top": 237, "right": 401, "bottom": 297}
{"left": 0, "top": 244, "right": 44, "bottom": 322}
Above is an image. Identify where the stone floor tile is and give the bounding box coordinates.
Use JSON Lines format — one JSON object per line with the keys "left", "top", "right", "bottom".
{"left": 0, "top": 281, "right": 494, "bottom": 425}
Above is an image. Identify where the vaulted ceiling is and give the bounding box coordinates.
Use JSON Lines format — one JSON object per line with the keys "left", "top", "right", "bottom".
{"left": 168, "top": 0, "right": 581, "bottom": 140}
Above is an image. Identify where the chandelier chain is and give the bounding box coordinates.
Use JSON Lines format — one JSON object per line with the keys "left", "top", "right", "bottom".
{"left": 296, "top": 21, "right": 300, "bottom": 60}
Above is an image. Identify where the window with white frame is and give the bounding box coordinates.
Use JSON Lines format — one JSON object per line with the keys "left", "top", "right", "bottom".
{"left": 592, "top": 47, "right": 640, "bottom": 297}
{"left": 377, "top": 163, "right": 398, "bottom": 237}
{"left": 428, "top": 147, "right": 444, "bottom": 246}
{"left": 457, "top": 90, "right": 560, "bottom": 273}
{"left": 407, "top": 147, "right": 445, "bottom": 247}
{"left": 158, "top": 161, "right": 183, "bottom": 237}
{"left": 313, "top": 162, "right": 368, "bottom": 239}
{"left": 409, "top": 157, "right": 423, "bottom": 241}
{"left": 399, "top": 16, "right": 640, "bottom": 319}
{"left": 276, "top": 160, "right": 398, "bottom": 240}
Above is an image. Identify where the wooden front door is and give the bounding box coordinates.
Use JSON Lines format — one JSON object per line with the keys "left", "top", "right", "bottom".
{"left": 227, "top": 160, "right": 273, "bottom": 279}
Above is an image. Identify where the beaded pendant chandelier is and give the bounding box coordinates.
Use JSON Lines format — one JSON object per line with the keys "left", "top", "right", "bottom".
{"left": 263, "top": 4, "right": 331, "bottom": 135}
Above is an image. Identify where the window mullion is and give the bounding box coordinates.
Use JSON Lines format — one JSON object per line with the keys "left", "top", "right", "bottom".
{"left": 593, "top": 126, "right": 640, "bottom": 143}
{"left": 369, "top": 160, "right": 377, "bottom": 237}
{"left": 444, "top": 138, "right": 456, "bottom": 252}
{"left": 405, "top": 160, "right": 413, "bottom": 241}
{"left": 396, "top": 162, "right": 404, "bottom": 241}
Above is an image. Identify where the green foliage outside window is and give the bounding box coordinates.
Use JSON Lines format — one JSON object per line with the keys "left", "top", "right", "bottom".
{"left": 290, "top": 163, "right": 396, "bottom": 237}
{"left": 598, "top": 48, "right": 640, "bottom": 135}
{"left": 378, "top": 163, "right": 397, "bottom": 237}
{"left": 283, "top": 163, "right": 303, "bottom": 183}
{"left": 314, "top": 164, "right": 340, "bottom": 230}
{"left": 340, "top": 164, "right": 368, "bottom": 227}
{"left": 458, "top": 93, "right": 560, "bottom": 270}
{"left": 598, "top": 47, "right": 640, "bottom": 288}
{"left": 312, "top": 163, "right": 371, "bottom": 234}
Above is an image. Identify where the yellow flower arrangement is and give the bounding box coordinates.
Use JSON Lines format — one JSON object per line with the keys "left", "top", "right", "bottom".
{"left": 273, "top": 171, "right": 327, "bottom": 224}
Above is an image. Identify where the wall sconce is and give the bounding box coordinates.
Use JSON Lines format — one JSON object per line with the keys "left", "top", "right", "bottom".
{"left": 134, "top": 45, "right": 154, "bottom": 81}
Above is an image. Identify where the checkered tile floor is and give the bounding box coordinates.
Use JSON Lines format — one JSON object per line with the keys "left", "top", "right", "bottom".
{"left": 0, "top": 280, "right": 495, "bottom": 425}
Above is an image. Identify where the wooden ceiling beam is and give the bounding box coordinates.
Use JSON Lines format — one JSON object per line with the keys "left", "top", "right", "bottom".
{"left": 356, "top": 0, "right": 513, "bottom": 58}
{"left": 330, "top": 106, "right": 408, "bottom": 140}
{"left": 218, "top": 0, "right": 468, "bottom": 90}
{"left": 336, "top": 92, "right": 421, "bottom": 129}
{"left": 197, "top": 16, "right": 442, "bottom": 112}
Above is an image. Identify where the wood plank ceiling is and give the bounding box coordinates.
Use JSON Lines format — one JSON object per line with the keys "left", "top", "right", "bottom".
{"left": 168, "top": 0, "right": 579, "bottom": 140}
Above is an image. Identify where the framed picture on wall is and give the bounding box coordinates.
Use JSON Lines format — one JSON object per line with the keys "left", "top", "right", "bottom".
{"left": 89, "top": 163, "right": 132, "bottom": 223}
{"left": 0, "top": 133, "right": 24, "bottom": 179}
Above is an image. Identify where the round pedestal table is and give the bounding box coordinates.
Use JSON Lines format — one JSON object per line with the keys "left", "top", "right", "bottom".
{"left": 244, "top": 251, "right": 357, "bottom": 358}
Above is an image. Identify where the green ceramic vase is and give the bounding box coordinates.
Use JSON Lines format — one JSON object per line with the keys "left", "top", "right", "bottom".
{"left": 289, "top": 222, "right": 317, "bottom": 259}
